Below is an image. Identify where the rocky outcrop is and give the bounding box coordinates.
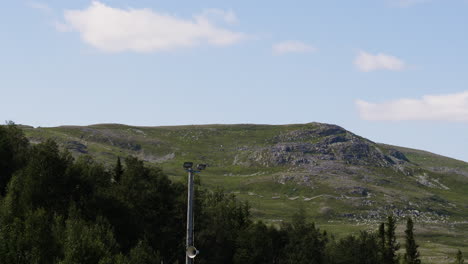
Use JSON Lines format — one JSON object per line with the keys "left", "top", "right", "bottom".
{"left": 234, "top": 123, "right": 409, "bottom": 170}
{"left": 65, "top": 141, "right": 88, "bottom": 154}
{"left": 388, "top": 149, "right": 409, "bottom": 162}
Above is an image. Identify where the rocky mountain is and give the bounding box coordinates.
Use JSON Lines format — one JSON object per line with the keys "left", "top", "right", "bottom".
{"left": 21, "top": 122, "right": 468, "bottom": 263}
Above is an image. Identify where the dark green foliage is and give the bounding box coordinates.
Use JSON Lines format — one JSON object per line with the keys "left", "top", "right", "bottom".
{"left": 0, "top": 135, "right": 186, "bottom": 263}
{"left": 233, "top": 222, "right": 286, "bottom": 264}
{"left": 115, "top": 156, "right": 185, "bottom": 260}
{"left": 0, "top": 132, "right": 436, "bottom": 264}
{"left": 0, "top": 122, "right": 29, "bottom": 196}
{"left": 280, "top": 208, "right": 327, "bottom": 264}
{"left": 59, "top": 216, "right": 118, "bottom": 264}
{"left": 0, "top": 208, "right": 60, "bottom": 264}
{"left": 125, "top": 240, "right": 161, "bottom": 264}
{"left": 327, "top": 231, "right": 380, "bottom": 264}
{"left": 196, "top": 190, "right": 251, "bottom": 264}
{"left": 113, "top": 157, "right": 123, "bottom": 183}
{"left": 384, "top": 216, "right": 400, "bottom": 264}
{"left": 379, "top": 223, "right": 386, "bottom": 262}
{"left": 455, "top": 250, "right": 464, "bottom": 264}
{"left": 404, "top": 218, "right": 421, "bottom": 264}
{"left": 4, "top": 140, "right": 76, "bottom": 216}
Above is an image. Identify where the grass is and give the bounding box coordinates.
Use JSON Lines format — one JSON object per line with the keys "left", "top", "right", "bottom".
{"left": 383, "top": 144, "right": 468, "bottom": 169}
{"left": 21, "top": 123, "right": 468, "bottom": 261}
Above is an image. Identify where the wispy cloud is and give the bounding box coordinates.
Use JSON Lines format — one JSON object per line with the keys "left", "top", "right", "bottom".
{"left": 356, "top": 91, "right": 468, "bottom": 122}
{"left": 58, "top": 1, "right": 247, "bottom": 53}
{"left": 272, "top": 41, "right": 316, "bottom": 55}
{"left": 27, "top": 1, "right": 52, "bottom": 14}
{"left": 354, "top": 51, "right": 406, "bottom": 72}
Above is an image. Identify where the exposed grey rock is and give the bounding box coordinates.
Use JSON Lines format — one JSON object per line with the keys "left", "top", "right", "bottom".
{"left": 388, "top": 149, "right": 410, "bottom": 162}
{"left": 65, "top": 141, "right": 88, "bottom": 154}
{"left": 240, "top": 124, "right": 407, "bottom": 172}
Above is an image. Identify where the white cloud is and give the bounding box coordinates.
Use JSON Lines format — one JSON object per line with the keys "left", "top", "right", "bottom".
{"left": 27, "top": 1, "right": 52, "bottom": 14}
{"left": 58, "top": 1, "right": 246, "bottom": 53}
{"left": 354, "top": 51, "right": 406, "bottom": 72}
{"left": 356, "top": 91, "right": 468, "bottom": 122}
{"left": 272, "top": 41, "right": 317, "bottom": 55}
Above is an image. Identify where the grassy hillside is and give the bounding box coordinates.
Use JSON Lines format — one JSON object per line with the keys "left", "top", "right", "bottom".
{"left": 22, "top": 123, "right": 468, "bottom": 263}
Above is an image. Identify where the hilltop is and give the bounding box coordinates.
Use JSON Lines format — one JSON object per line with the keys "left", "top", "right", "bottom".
{"left": 21, "top": 122, "right": 468, "bottom": 263}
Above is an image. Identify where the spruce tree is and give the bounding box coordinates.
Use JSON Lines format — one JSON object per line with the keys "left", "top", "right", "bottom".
{"left": 385, "top": 216, "right": 400, "bottom": 264}
{"left": 404, "top": 217, "right": 420, "bottom": 264}
{"left": 114, "top": 156, "right": 123, "bottom": 183}
{"left": 379, "top": 223, "right": 386, "bottom": 263}
{"left": 455, "top": 250, "right": 464, "bottom": 264}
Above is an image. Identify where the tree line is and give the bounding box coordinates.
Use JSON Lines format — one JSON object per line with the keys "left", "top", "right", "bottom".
{"left": 0, "top": 123, "right": 464, "bottom": 264}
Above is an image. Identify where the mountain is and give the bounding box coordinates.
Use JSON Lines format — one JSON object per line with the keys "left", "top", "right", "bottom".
{"left": 22, "top": 122, "right": 468, "bottom": 263}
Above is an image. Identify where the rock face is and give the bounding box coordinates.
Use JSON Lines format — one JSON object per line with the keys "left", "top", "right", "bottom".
{"left": 234, "top": 123, "right": 409, "bottom": 169}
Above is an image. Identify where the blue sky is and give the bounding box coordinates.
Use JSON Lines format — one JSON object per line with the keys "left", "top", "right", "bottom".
{"left": 1, "top": 0, "right": 468, "bottom": 161}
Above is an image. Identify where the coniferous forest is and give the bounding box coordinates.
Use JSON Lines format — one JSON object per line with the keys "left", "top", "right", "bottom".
{"left": 0, "top": 123, "right": 463, "bottom": 264}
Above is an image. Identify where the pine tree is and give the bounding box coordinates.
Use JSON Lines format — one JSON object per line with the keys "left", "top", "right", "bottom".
{"left": 114, "top": 157, "right": 123, "bottom": 183}
{"left": 385, "top": 216, "right": 400, "bottom": 264}
{"left": 379, "top": 223, "right": 386, "bottom": 263}
{"left": 404, "top": 217, "right": 421, "bottom": 264}
{"left": 455, "top": 250, "right": 464, "bottom": 264}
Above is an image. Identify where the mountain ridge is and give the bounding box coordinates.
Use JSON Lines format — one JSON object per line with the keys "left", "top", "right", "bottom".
{"left": 21, "top": 122, "right": 466, "bottom": 163}
{"left": 20, "top": 122, "right": 468, "bottom": 218}
{"left": 18, "top": 122, "right": 468, "bottom": 262}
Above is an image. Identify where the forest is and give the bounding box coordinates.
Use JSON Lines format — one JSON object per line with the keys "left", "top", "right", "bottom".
{"left": 0, "top": 123, "right": 463, "bottom": 264}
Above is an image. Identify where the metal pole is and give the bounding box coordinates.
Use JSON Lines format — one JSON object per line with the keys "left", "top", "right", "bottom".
{"left": 186, "top": 169, "right": 194, "bottom": 264}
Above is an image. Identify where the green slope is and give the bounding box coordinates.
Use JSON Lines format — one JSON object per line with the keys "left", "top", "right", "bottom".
{"left": 21, "top": 123, "right": 468, "bottom": 263}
